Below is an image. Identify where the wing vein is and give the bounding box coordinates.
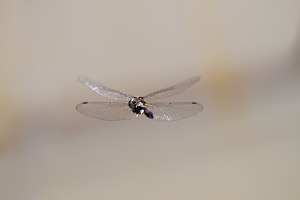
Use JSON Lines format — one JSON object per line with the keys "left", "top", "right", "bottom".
{"left": 144, "top": 76, "right": 200, "bottom": 100}
{"left": 77, "top": 76, "right": 133, "bottom": 101}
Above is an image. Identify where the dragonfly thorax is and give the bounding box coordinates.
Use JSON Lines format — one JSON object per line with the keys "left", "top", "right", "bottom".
{"left": 128, "top": 97, "right": 153, "bottom": 119}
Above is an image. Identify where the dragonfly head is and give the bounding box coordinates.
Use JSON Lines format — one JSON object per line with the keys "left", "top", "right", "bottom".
{"left": 128, "top": 97, "right": 146, "bottom": 108}
{"left": 128, "top": 96, "right": 148, "bottom": 115}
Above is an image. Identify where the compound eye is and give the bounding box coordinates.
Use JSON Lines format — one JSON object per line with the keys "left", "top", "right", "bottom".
{"left": 128, "top": 99, "right": 137, "bottom": 109}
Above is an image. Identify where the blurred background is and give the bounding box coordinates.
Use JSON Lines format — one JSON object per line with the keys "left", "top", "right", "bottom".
{"left": 1, "top": 0, "right": 300, "bottom": 199}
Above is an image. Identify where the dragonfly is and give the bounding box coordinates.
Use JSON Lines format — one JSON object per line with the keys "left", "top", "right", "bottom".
{"left": 76, "top": 76, "right": 203, "bottom": 121}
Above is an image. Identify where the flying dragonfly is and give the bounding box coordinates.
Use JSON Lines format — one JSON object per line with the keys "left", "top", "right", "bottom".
{"left": 76, "top": 76, "right": 203, "bottom": 121}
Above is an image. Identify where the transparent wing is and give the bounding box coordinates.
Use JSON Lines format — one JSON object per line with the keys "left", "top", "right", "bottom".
{"left": 147, "top": 102, "right": 203, "bottom": 121}
{"left": 78, "top": 76, "right": 134, "bottom": 101}
{"left": 76, "top": 102, "right": 137, "bottom": 121}
{"left": 143, "top": 76, "right": 201, "bottom": 100}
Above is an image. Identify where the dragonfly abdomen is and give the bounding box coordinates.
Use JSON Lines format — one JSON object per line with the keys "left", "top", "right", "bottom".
{"left": 144, "top": 107, "right": 153, "bottom": 119}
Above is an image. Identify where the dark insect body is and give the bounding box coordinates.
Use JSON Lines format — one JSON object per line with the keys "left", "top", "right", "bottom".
{"left": 128, "top": 96, "right": 153, "bottom": 119}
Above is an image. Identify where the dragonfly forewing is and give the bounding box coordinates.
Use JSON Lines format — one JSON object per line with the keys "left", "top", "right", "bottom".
{"left": 77, "top": 76, "right": 134, "bottom": 101}
{"left": 76, "top": 102, "right": 137, "bottom": 121}
{"left": 146, "top": 102, "right": 203, "bottom": 121}
{"left": 143, "top": 76, "right": 201, "bottom": 100}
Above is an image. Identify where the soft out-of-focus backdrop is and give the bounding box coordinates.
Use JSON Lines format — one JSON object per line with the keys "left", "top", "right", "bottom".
{"left": 1, "top": 0, "right": 300, "bottom": 199}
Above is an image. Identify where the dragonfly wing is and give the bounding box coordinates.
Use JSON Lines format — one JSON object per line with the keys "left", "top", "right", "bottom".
{"left": 78, "top": 76, "right": 134, "bottom": 101}
{"left": 143, "top": 76, "right": 201, "bottom": 100}
{"left": 76, "top": 102, "right": 137, "bottom": 121}
{"left": 147, "top": 102, "right": 203, "bottom": 121}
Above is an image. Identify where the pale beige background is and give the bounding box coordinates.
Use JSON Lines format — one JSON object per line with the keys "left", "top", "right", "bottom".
{"left": 1, "top": 0, "right": 300, "bottom": 200}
